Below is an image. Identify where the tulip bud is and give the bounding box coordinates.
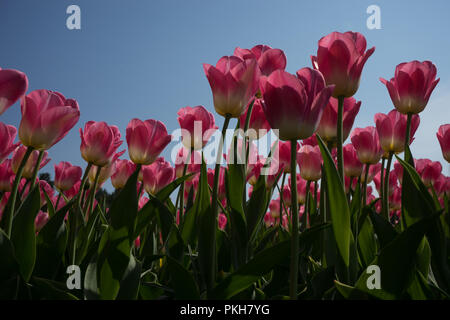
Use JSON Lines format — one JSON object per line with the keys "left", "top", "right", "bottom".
{"left": 297, "top": 145, "right": 322, "bottom": 181}
{"left": 343, "top": 144, "right": 363, "bottom": 178}
{"left": 12, "top": 146, "right": 50, "bottom": 179}
{"left": 350, "top": 126, "right": 383, "bottom": 164}
{"left": 54, "top": 161, "right": 82, "bottom": 191}
{"left": 35, "top": 211, "right": 49, "bottom": 232}
{"left": 0, "top": 122, "right": 20, "bottom": 164}
{"left": 234, "top": 45, "right": 287, "bottom": 76}
{"left": 177, "top": 105, "right": 218, "bottom": 149}
{"left": 0, "top": 159, "right": 14, "bottom": 192}
{"left": 239, "top": 98, "right": 271, "bottom": 140}
{"left": 0, "top": 68, "right": 28, "bottom": 115}
{"left": 111, "top": 159, "right": 136, "bottom": 189}
{"left": 174, "top": 147, "right": 201, "bottom": 180}
{"left": 142, "top": 158, "right": 175, "bottom": 195}
{"left": 437, "top": 124, "right": 450, "bottom": 163}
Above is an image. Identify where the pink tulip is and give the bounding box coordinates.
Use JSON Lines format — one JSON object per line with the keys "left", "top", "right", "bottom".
{"left": 374, "top": 170, "right": 398, "bottom": 196}
{"left": 38, "top": 180, "right": 54, "bottom": 207}
{"left": 297, "top": 145, "right": 322, "bottom": 181}
{"left": 380, "top": 60, "right": 439, "bottom": 114}
{"left": 174, "top": 147, "right": 201, "bottom": 180}
{"left": 64, "top": 181, "right": 81, "bottom": 201}
{"left": 203, "top": 56, "right": 260, "bottom": 117}
{"left": 239, "top": 98, "right": 271, "bottom": 139}
{"left": 265, "top": 156, "right": 284, "bottom": 189}
{"left": 275, "top": 140, "right": 300, "bottom": 173}
{"left": 0, "top": 68, "right": 28, "bottom": 115}
{"left": 282, "top": 185, "right": 292, "bottom": 207}
{"left": 126, "top": 119, "right": 172, "bottom": 165}
{"left": 134, "top": 236, "right": 141, "bottom": 249}
{"left": 264, "top": 212, "right": 275, "bottom": 227}
{"left": 269, "top": 198, "right": 281, "bottom": 219}
{"left": 184, "top": 175, "right": 200, "bottom": 204}
{"left": 207, "top": 167, "right": 226, "bottom": 200}
{"left": 89, "top": 162, "right": 117, "bottom": 186}
{"left": 302, "top": 135, "right": 318, "bottom": 147}
{"left": 138, "top": 196, "right": 149, "bottom": 211}
{"left": 350, "top": 126, "right": 383, "bottom": 164}
{"left": 437, "top": 124, "right": 450, "bottom": 163}
{"left": 142, "top": 157, "right": 174, "bottom": 195}
{"left": 416, "top": 159, "right": 442, "bottom": 187}
{"left": 389, "top": 187, "right": 402, "bottom": 211}
{"left": 111, "top": 159, "right": 136, "bottom": 189}
{"left": 54, "top": 161, "right": 82, "bottom": 191}
{"left": 177, "top": 105, "right": 218, "bottom": 149}
{"left": 0, "top": 123, "right": 20, "bottom": 164}
{"left": 289, "top": 174, "right": 314, "bottom": 205}
{"left": 316, "top": 97, "right": 361, "bottom": 145}
{"left": 12, "top": 146, "right": 50, "bottom": 179}
{"left": 433, "top": 174, "right": 447, "bottom": 198}
{"left": 218, "top": 213, "right": 227, "bottom": 230}
{"left": 311, "top": 31, "right": 375, "bottom": 98}
{"left": 374, "top": 109, "right": 420, "bottom": 154}
{"left": 343, "top": 144, "right": 363, "bottom": 178}
{"left": 361, "top": 163, "right": 381, "bottom": 184}
{"left": 234, "top": 45, "right": 287, "bottom": 76}
{"left": 260, "top": 68, "right": 334, "bottom": 141}
{"left": 35, "top": 211, "right": 49, "bottom": 232}
{"left": 0, "top": 160, "right": 14, "bottom": 192}
{"left": 80, "top": 121, "right": 123, "bottom": 167}
{"left": 19, "top": 90, "right": 80, "bottom": 150}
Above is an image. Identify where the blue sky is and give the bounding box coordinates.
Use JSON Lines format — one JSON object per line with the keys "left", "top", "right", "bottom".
{"left": 1, "top": 0, "right": 449, "bottom": 191}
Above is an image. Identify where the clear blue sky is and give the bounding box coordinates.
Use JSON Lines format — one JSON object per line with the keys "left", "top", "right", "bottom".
{"left": 1, "top": 0, "right": 449, "bottom": 191}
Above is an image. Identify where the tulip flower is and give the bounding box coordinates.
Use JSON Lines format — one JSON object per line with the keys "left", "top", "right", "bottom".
{"left": 316, "top": 97, "right": 361, "bottom": 145}
{"left": 12, "top": 146, "right": 50, "bottom": 179}
{"left": 239, "top": 98, "right": 271, "bottom": 139}
{"left": 260, "top": 68, "right": 334, "bottom": 141}
{"left": 264, "top": 212, "right": 275, "bottom": 227}
{"left": 269, "top": 198, "right": 281, "bottom": 219}
{"left": 375, "top": 109, "right": 420, "bottom": 154}
{"left": 203, "top": 56, "right": 260, "bottom": 118}
{"left": 297, "top": 145, "right": 322, "bottom": 182}
{"left": 0, "top": 122, "right": 20, "bottom": 164}
{"left": 350, "top": 127, "right": 383, "bottom": 164}
{"left": 380, "top": 60, "right": 439, "bottom": 115}
{"left": 35, "top": 211, "right": 49, "bottom": 233}
{"left": 343, "top": 144, "right": 363, "bottom": 178}
{"left": 234, "top": 45, "right": 287, "bottom": 76}
{"left": 89, "top": 161, "right": 117, "bottom": 188}
{"left": 207, "top": 167, "right": 226, "bottom": 201}
{"left": 111, "top": 159, "right": 136, "bottom": 189}
{"left": 184, "top": 175, "right": 200, "bottom": 204}
{"left": 142, "top": 157, "right": 175, "bottom": 195}
{"left": 416, "top": 159, "right": 442, "bottom": 187}
{"left": 374, "top": 170, "right": 398, "bottom": 197}
{"left": 19, "top": 89, "right": 80, "bottom": 150}
{"left": 433, "top": 174, "right": 447, "bottom": 198}
{"left": 174, "top": 147, "right": 201, "bottom": 180}
{"left": 0, "top": 68, "right": 28, "bottom": 115}
{"left": 218, "top": 213, "right": 227, "bottom": 230}
{"left": 177, "top": 105, "right": 218, "bottom": 149}
{"left": 311, "top": 31, "right": 375, "bottom": 98}
{"left": 289, "top": 174, "right": 315, "bottom": 205}
{"left": 64, "top": 181, "right": 81, "bottom": 201}
{"left": 54, "top": 161, "right": 82, "bottom": 191}
{"left": 282, "top": 185, "right": 292, "bottom": 207}
{"left": 126, "top": 119, "right": 172, "bottom": 165}
{"left": 361, "top": 163, "right": 381, "bottom": 184}
{"left": 138, "top": 196, "right": 149, "bottom": 211}
{"left": 0, "top": 160, "right": 14, "bottom": 192}
{"left": 274, "top": 141, "right": 300, "bottom": 173}
{"left": 80, "top": 121, "right": 124, "bottom": 167}
{"left": 437, "top": 124, "right": 450, "bottom": 163}
{"left": 246, "top": 156, "right": 265, "bottom": 186}
{"left": 265, "top": 156, "right": 284, "bottom": 189}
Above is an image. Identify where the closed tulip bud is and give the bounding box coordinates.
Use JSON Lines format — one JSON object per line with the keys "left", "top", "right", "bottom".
{"left": 393, "top": 161, "right": 404, "bottom": 183}
{"left": 142, "top": 158, "right": 174, "bottom": 195}
{"left": 138, "top": 197, "right": 149, "bottom": 211}
{"left": 265, "top": 156, "right": 284, "bottom": 189}
{"left": 89, "top": 162, "right": 117, "bottom": 186}
{"left": 416, "top": 159, "right": 442, "bottom": 187}
{"left": 126, "top": 119, "right": 171, "bottom": 165}
{"left": 174, "top": 147, "right": 201, "bottom": 180}
{"left": 316, "top": 97, "right": 361, "bottom": 145}
{"left": 218, "top": 213, "right": 227, "bottom": 230}
{"left": 350, "top": 126, "right": 383, "bottom": 164}
{"left": 246, "top": 156, "right": 265, "bottom": 186}
{"left": 297, "top": 145, "right": 322, "bottom": 182}
{"left": 177, "top": 105, "right": 217, "bottom": 149}
{"left": 274, "top": 140, "right": 300, "bottom": 173}
{"left": 380, "top": 60, "right": 439, "bottom": 114}
{"left": 437, "top": 124, "right": 450, "bottom": 163}
{"left": 64, "top": 181, "right": 81, "bottom": 201}
{"left": 374, "top": 170, "right": 398, "bottom": 196}
{"left": 12, "top": 145, "right": 50, "bottom": 179}
{"left": 80, "top": 121, "right": 123, "bottom": 167}
{"left": 361, "top": 163, "right": 381, "bottom": 184}
{"left": 375, "top": 109, "right": 420, "bottom": 154}
{"left": 207, "top": 167, "right": 226, "bottom": 201}
{"left": 0, "top": 122, "right": 20, "bottom": 164}
{"left": 0, "top": 68, "right": 28, "bottom": 115}
{"left": 282, "top": 185, "right": 292, "bottom": 207}
{"left": 38, "top": 180, "right": 54, "bottom": 207}
{"left": 203, "top": 56, "right": 260, "bottom": 118}
{"left": 289, "top": 174, "right": 314, "bottom": 205}
{"left": 311, "top": 31, "right": 375, "bottom": 98}
{"left": 433, "top": 174, "right": 447, "bottom": 198}
{"left": 261, "top": 69, "right": 334, "bottom": 141}
{"left": 389, "top": 187, "right": 402, "bottom": 211}
{"left": 269, "top": 198, "right": 281, "bottom": 219}
{"left": 54, "top": 161, "right": 82, "bottom": 191}
{"left": 264, "top": 212, "right": 274, "bottom": 227}
{"left": 239, "top": 98, "right": 271, "bottom": 139}
{"left": 111, "top": 159, "right": 136, "bottom": 189}
{"left": 0, "top": 160, "right": 14, "bottom": 192}
{"left": 343, "top": 144, "right": 363, "bottom": 178}
{"left": 35, "top": 211, "right": 49, "bottom": 233}
{"left": 19, "top": 90, "right": 80, "bottom": 150}
{"left": 234, "top": 45, "right": 287, "bottom": 76}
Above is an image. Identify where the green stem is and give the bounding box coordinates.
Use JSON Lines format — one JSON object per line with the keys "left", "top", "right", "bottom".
{"left": 289, "top": 139, "right": 299, "bottom": 300}
{"left": 404, "top": 113, "right": 412, "bottom": 159}
{"left": 29, "top": 150, "right": 44, "bottom": 190}
{"left": 305, "top": 180, "right": 311, "bottom": 229}
{"left": 336, "top": 96, "right": 345, "bottom": 183}
{"left": 279, "top": 172, "right": 287, "bottom": 216}
{"left": 209, "top": 114, "right": 231, "bottom": 294}
{"left": 179, "top": 148, "right": 192, "bottom": 225}
{"left": 5, "top": 146, "right": 33, "bottom": 237}
{"left": 380, "top": 158, "right": 385, "bottom": 205}
{"left": 362, "top": 164, "right": 370, "bottom": 207}
{"left": 55, "top": 193, "right": 62, "bottom": 212}
{"left": 87, "top": 166, "right": 102, "bottom": 218}
{"left": 383, "top": 153, "right": 393, "bottom": 221}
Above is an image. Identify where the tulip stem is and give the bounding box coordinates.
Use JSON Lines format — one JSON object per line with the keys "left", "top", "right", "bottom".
{"left": 289, "top": 139, "right": 299, "bottom": 300}
{"left": 209, "top": 114, "right": 231, "bottom": 294}
{"left": 4, "top": 146, "right": 33, "bottom": 237}
{"left": 305, "top": 180, "right": 311, "bottom": 229}
{"left": 279, "top": 172, "right": 287, "bottom": 216}
{"left": 383, "top": 153, "right": 393, "bottom": 221}
{"left": 404, "top": 113, "right": 412, "bottom": 159}
{"left": 336, "top": 96, "right": 345, "bottom": 183}
{"left": 362, "top": 164, "right": 370, "bottom": 207}
{"left": 29, "top": 150, "right": 45, "bottom": 191}
{"left": 88, "top": 166, "right": 102, "bottom": 219}
{"left": 179, "top": 148, "right": 192, "bottom": 225}
{"left": 55, "top": 193, "right": 62, "bottom": 212}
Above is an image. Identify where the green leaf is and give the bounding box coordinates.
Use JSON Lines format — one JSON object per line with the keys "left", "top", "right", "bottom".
{"left": 246, "top": 173, "right": 269, "bottom": 243}
{"left": 369, "top": 209, "right": 398, "bottom": 249}
{"left": 166, "top": 256, "right": 200, "bottom": 300}
{"left": 11, "top": 186, "right": 41, "bottom": 282}
{"left": 0, "top": 229, "right": 19, "bottom": 282}
{"left": 211, "top": 240, "right": 290, "bottom": 299}
{"left": 316, "top": 135, "right": 352, "bottom": 267}
{"left": 116, "top": 254, "right": 142, "bottom": 300}
{"left": 31, "top": 277, "right": 78, "bottom": 300}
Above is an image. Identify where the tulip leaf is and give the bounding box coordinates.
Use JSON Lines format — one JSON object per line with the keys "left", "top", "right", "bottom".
{"left": 166, "top": 256, "right": 200, "bottom": 300}
{"left": 11, "top": 186, "right": 41, "bottom": 282}
{"left": 317, "top": 135, "right": 352, "bottom": 267}
{"left": 0, "top": 229, "right": 19, "bottom": 283}
{"left": 116, "top": 254, "right": 142, "bottom": 300}
{"left": 246, "top": 173, "right": 269, "bottom": 243}
{"left": 156, "top": 173, "right": 194, "bottom": 202}
{"left": 31, "top": 277, "right": 79, "bottom": 300}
